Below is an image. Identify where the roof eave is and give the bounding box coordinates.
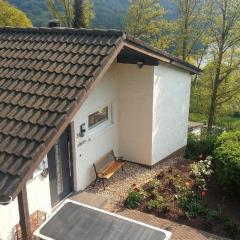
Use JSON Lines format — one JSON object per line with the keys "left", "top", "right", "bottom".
{"left": 125, "top": 36, "right": 201, "bottom": 74}
{"left": 171, "top": 61, "right": 201, "bottom": 75}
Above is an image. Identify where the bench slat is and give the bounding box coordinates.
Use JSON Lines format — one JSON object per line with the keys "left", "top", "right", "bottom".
{"left": 98, "top": 161, "right": 124, "bottom": 179}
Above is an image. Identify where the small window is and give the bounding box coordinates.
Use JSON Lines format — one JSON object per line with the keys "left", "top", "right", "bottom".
{"left": 88, "top": 106, "right": 108, "bottom": 129}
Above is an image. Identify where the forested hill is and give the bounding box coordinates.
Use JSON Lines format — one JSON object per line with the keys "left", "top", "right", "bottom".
{"left": 8, "top": 0, "right": 178, "bottom": 28}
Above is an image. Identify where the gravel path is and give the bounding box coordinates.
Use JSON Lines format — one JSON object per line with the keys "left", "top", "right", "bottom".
{"left": 86, "top": 159, "right": 178, "bottom": 212}
{"left": 85, "top": 158, "right": 231, "bottom": 240}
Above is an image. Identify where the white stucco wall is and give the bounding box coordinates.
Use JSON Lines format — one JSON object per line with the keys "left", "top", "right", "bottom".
{"left": 72, "top": 64, "right": 119, "bottom": 191}
{"left": 0, "top": 157, "right": 51, "bottom": 240}
{"left": 72, "top": 62, "right": 155, "bottom": 191}
{"left": 116, "top": 64, "right": 154, "bottom": 166}
{"left": 71, "top": 60, "right": 192, "bottom": 190}
{"left": 152, "top": 63, "right": 192, "bottom": 165}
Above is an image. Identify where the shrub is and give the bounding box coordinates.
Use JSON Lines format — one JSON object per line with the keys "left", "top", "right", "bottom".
{"left": 186, "top": 131, "right": 218, "bottom": 160}
{"left": 205, "top": 209, "right": 220, "bottom": 222}
{"left": 190, "top": 156, "right": 213, "bottom": 190}
{"left": 147, "top": 195, "right": 164, "bottom": 210}
{"left": 160, "top": 203, "right": 171, "bottom": 214}
{"left": 214, "top": 131, "right": 240, "bottom": 195}
{"left": 215, "top": 131, "right": 240, "bottom": 147}
{"left": 185, "top": 194, "right": 205, "bottom": 218}
{"left": 149, "top": 178, "right": 160, "bottom": 189}
{"left": 125, "top": 185, "right": 146, "bottom": 209}
{"left": 224, "top": 219, "right": 240, "bottom": 238}
{"left": 174, "top": 185, "right": 205, "bottom": 218}
{"left": 204, "top": 208, "right": 221, "bottom": 230}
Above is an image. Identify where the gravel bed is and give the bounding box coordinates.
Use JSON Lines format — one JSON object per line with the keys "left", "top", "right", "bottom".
{"left": 85, "top": 157, "right": 230, "bottom": 240}
{"left": 86, "top": 158, "right": 181, "bottom": 212}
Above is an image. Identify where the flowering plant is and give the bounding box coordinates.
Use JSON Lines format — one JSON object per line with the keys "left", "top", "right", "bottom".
{"left": 190, "top": 156, "right": 213, "bottom": 190}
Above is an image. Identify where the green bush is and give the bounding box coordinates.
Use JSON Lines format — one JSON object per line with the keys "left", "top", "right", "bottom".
{"left": 186, "top": 131, "right": 219, "bottom": 160}
{"left": 149, "top": 178, "right": 160, "bottom": 189}
{"left": 215, "top": 131, "right": 240, "bottom": 146}
{"left": 125, "top": 186, "right": 146, "bottom": 209}
{"left": 224, "top": 219, "right": 240, "bottom": 238}
{"left": 214, "top": 131, "right": 240, "bottom": 195}
{"left": 205, "top": 209, "right": 220, "bottom": 222}
{"left": 174, "top": 185, "right": 205, "bottom": 218}
{"left": 147, "top": 195, "right": 164, "bottom": 210}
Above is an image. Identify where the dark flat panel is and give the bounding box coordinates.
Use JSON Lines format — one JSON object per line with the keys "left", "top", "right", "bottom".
{"left": 40, "top": 202, "right": 167, "bottom": 240}
{"left": 48, "top": 128, "right": 72, "bottom": 206}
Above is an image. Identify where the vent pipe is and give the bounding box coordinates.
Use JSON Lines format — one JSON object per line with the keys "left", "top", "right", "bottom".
{"left": 48, "top": 19, "right": 61, "bottom": 28}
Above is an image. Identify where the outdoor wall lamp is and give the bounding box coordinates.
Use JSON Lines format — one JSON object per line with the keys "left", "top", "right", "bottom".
{"left": 137, "top": 61, "right": 144, "bottom": 68}
{"left": 80, "top": 123, "right": 86, "bottom": 137}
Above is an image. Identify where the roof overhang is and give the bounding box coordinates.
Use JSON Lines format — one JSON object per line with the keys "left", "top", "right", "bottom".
{"left": 124, "top": 35, "right": 201, "bottom": 74}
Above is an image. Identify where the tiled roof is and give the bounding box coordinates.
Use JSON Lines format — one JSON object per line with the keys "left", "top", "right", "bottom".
{"left": 0, "top": 27, "right": 200, "bottom": 202}
{"left": 0, "top": 28, "right": 124, "bottom": 201}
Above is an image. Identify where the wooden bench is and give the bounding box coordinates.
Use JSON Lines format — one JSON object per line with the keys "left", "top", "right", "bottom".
{"left": 93, "top": 150, "right": 125, "bottom": 190}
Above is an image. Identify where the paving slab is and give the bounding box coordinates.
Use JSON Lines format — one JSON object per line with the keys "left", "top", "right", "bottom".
{"left": 69, "top": 191, "right": 108, "bottom": 209}
{"left": 120, "top": 209, "right": 231, "bottom": 240}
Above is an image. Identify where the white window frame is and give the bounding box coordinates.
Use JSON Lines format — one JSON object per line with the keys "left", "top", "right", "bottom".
{"left": 87, "top": 103, "right": 113, "bottom": 137}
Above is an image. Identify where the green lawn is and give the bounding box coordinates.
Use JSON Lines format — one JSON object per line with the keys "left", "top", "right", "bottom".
{"left": 189, "top": 112, "right": 240, "bottom": 131}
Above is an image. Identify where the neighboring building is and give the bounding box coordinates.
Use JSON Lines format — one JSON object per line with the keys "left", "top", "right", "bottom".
{"left": 0, "top": 27, "right": 200, "bottom": 240}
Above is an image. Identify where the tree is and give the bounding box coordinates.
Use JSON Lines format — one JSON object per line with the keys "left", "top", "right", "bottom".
{"left": 72, "top": 0, "right": 84, "bottom": 28}
{"left": 206, "top": 0, "right": 240, "bottom": 130}
{"left": 47, "top": 0, "right": 94, "bottom": 28}
{"left": 125, "top": 0, "right": 172, "bottom": 50}
{"left": 173, "top": 0, "right": 212, "bottom": 61}
{"left": 0, "top": 0, "right": 32, "bottom": 27}
{"left": 190, "top": 59, "right": 240, "bottom": 116}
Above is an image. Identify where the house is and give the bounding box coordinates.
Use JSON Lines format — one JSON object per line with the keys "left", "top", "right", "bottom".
{"left": 0, "top": 27, "right": 200, "bottom": 240}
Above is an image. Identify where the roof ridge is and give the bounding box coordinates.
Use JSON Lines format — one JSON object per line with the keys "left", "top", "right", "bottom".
{"left": 0, "top": 27, "right": 126, "bottom": 37}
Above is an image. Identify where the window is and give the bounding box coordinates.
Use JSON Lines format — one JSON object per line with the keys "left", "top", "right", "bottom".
{"left": 55, "top": 143, "right": 64, "bottom": 195}
{"left": 88, "top": 106, "right": 108, "bottom": 129}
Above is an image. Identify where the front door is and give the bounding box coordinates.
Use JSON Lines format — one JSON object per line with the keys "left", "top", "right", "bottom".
{"left": 47, "top": 128, "right": 72, "bottom": 207}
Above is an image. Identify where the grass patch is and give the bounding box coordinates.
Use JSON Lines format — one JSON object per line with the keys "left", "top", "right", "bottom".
{"left": 189, "top": 113, "right": 240, "bottom": 131}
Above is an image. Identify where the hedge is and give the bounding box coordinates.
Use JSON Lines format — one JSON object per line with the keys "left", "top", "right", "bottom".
{"left": 214, "top": 131, "right": 240, "bottom": 195}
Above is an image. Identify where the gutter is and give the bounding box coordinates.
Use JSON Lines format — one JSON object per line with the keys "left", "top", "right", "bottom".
{"left": 171, "top": 61, "right": 201, "bottom": 74}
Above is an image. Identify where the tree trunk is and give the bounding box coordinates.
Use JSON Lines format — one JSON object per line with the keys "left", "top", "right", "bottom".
{"left": 182, "top": 38, "right": 187, "bottom": 61}
{"left": 207, "top": 52, "right": 223, "bottom": 131}
{"left": 207, "top": 83, "right": 218, "bottom": 131}
{"left": 73, "top": 0, "right": 85, "bottom": 28}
